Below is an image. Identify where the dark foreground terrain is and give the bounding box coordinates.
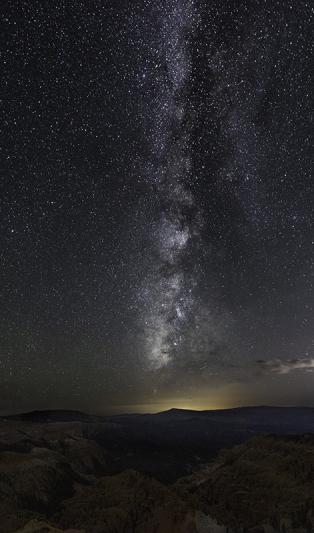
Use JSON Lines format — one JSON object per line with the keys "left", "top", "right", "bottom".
{"left": 0, "top": 407, "right": 314, "bottom": 532}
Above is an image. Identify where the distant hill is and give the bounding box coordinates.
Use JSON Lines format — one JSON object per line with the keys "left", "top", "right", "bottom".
{"left": 3, "top": 409, "right": 99, "bottom": 423}
{"left": 109, "top": 405, "right": 314, "bottom": 433}
{"left": 4, "top": 405, "right": 314, "bottom": 426}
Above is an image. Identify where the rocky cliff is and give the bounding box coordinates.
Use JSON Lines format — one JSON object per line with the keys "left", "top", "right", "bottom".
{"left": 0, "top": 413, "right": 314, "bottom": 532}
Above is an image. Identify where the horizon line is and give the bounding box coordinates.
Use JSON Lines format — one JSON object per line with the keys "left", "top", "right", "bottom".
{"left": 2, "top": 403, "right": 314, "bottom": 418}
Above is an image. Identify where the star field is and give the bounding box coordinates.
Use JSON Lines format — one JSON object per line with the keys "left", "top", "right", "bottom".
{"left": 1, "top": 0, "right": 314, "bottom": 413}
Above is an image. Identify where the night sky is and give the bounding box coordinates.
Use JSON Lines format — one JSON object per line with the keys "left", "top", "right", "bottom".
{"left": 1, "top": 0, "right": 314, "bottom": 414}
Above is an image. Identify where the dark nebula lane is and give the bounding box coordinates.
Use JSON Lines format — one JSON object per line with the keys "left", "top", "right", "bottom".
{"left": 1, "top": 0, "right": 313, "bottom": 414}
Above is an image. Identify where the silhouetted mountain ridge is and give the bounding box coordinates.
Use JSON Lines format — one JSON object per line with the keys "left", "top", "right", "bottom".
{"left": 3, "top": 409, "right": 99, "bottom": 423}
{"left": 4, "top": 405, "right": 314, "bottom": 424}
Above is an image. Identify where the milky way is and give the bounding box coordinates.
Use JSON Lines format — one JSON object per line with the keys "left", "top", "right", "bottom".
{"left": 138, "top": 0, "right": 204, "bottom": 369}
{"left": 1, "top": 0, "right": 313, "bottom": 413}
